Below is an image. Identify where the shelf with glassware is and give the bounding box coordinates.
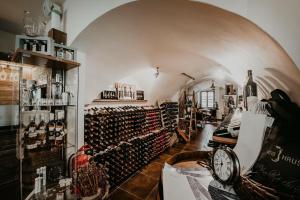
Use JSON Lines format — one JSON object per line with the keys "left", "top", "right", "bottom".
{"left": 15, "top": 35, "right": 77, "bottom": 62}
{"left": 93, "top": 82, "right": 146, "bottom": 103}
{"left": 12, "top": 49, "right": 80, "bottom": 199}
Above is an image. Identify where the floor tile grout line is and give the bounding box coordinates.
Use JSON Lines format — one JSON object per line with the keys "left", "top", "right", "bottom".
{"left": 145, "top": 183, "right": 159, "bottom": 200}
{"left": 118, "top": 187, "right": 143, "bottom": 200}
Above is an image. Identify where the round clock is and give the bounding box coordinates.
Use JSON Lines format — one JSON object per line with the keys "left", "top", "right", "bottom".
{"left": 212, "top": 146, "right": 240, "bottom": 184}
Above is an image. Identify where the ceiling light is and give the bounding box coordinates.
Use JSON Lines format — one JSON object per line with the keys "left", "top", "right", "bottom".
{"left": 210, "top": 80, "right": 215, "bottom": 91}
{"left": 154, "top": 67, "right": 159, "bottom": 78}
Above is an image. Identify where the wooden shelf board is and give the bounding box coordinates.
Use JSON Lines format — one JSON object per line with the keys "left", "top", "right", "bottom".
{"left": 212, "top": 135, "right": 237, "bottom": 145}
{"left": 92, "top": 99, "right": 147, "bottom": 103}
{"left": 11, "top": 49, "right": 80, "bottom": 70}
{"left": 177, "top": 128, "right": 189, "bottom": 142}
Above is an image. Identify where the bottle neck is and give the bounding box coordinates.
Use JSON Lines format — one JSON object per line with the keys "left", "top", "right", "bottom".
{"left": 247, "top": 70, "right": 253, "bottom": 82}
{"left": 248, "top": 75, "right": 253, "bottom": 82}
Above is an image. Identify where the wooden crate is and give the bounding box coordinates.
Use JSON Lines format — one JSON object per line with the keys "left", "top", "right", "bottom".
{"left": 0, "top": 66, "right": 19, "bottom": 105}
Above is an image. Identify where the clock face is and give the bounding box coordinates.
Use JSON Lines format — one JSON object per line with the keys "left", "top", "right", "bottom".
{"left": 213, "top": 148, "right": 234, "bottom": 182}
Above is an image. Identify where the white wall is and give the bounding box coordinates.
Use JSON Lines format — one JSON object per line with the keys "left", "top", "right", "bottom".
{"left": 0, "top": 30, "right": 15, "bottom": 52}
{"left": 76, "top": 50, "right": 87, "bottom": 147}
{"left": 247, "top": 0, "right": 300, "bottom": 68}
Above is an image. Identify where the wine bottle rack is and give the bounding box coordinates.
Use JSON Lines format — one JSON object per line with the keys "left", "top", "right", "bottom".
{"left": 93, "top": 128, "right": 170, "bottom": 189}
{"left": 84, "top": 106, "right": 164, "bottom": 152}
{"left": 85, "top": 106, "right": 169, "bottom": 189}
{"left": 160, "top": 102, "right": 179, "bottom": 132}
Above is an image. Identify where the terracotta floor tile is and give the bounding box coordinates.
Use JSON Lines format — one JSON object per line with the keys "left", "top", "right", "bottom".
{"left": 109, "top": 188, "right": 141, "bottom": 200}
{"left": 120, "top": 173, "right": 157, "bottom": 199}
{"left": 145, "top": 184, "right": 159, "bottom": 200}
{"left": 141, "top": 162, "right": 163, "bottom": 180}
{"left": 164, "top": 147, "right": 183, "bottom": 156}
{"left": 152, "top": 153, "right": 171, "bottom": 164}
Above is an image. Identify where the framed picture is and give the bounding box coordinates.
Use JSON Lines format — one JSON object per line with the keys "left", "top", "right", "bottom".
{"left": 223, "top": 95, "right": 237, "bottom": 115}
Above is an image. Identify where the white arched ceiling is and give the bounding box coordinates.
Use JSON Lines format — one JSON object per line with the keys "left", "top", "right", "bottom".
{"left": 71, "top": 0, "right": 300, "bottom": 105}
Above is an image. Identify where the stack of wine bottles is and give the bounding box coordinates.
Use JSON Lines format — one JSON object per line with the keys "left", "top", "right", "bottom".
{"left": 160, "top": 102, "right": 179, "bottom": 132}
{"left": 84, "top": 106, "right": 147, "bottom": 152}
{"left": 140, "top": 129, "right": 170, "bottom": 163}
{"left": 144, "top": 107, "right": 162, "bottom": 132}
{"left": 93, "top": 128, "right": 170, "bottom": 189}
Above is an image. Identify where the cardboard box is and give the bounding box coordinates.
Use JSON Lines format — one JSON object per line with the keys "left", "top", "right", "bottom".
{"left": 48, "top": 28, "right": 67, "bottom": 45}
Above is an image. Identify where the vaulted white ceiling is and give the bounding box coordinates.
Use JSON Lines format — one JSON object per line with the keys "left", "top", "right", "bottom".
{"left": 72, "top": 0, "right": 300, "bottom": 104}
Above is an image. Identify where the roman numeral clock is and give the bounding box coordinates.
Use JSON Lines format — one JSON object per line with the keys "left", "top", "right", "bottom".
{"left": 212, "top": 146, "right": 240, "bottom": 184}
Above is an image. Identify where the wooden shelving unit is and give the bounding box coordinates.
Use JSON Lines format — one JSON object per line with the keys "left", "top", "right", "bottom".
{"left": 9, "top": 48, "right": 81, "bottom": 198}
{"left": 11, "top": 49, "right": 80, "bottom": 70}
{"left": 212, "top": 135, "right": 237, "bottom": 145}
{"left": 92, "top": 99, "right": 147, "bottom": 103}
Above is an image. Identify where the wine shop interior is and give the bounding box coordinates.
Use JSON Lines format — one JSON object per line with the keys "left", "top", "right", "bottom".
{"left": 0, "top": 0, "right": 300, "bottom": 199}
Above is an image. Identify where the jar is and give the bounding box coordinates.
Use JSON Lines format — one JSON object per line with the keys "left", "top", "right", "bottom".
{"left": 56, "top": 47, "right": 64, "bottom": 59}
{"left": 25, "top": 131, "right": 38, "bottom": 151}
{"left": 65, "top": 50, "right": 73, "bottom": 60}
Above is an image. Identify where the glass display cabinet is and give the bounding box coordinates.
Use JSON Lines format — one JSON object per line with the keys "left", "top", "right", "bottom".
{"left": 0, "top": 60, "right": 20, "bottom": 199}
{"left": 0, "top": 49, "right": 80, "bottom": 199}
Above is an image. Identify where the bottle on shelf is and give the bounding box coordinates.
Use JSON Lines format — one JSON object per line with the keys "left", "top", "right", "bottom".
{"left": 243, "top": 70, "right": 258, "bottom": 111}
{"left": 37, "top": 115, "right": 47, "bottom": 149}
{"left": 25, "top": 115, "right": 38, "bottom": 151}
{"left": 47, "top": 114, "right": 56, "bottom": 147}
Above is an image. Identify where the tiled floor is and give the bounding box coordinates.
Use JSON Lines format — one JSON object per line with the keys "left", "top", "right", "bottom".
{"left": 109, "top": 124, "right": 216, "bottom": 200}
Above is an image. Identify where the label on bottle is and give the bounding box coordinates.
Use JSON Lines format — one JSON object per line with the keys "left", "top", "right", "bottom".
{"left": 56, "top": 135, "right": 63, "bottom": 140}
{"left": 28, "top": 132, "right": 37, "bottom": 138}
{"left": 26, "top": 143, "right": 37, "bottom": 150}
{"left": 56, "top": 127, "right": 63, "bottom": 131}
{"left": 29, "top": 127, "right": 36, "bottom": 132}
{"left": 49, "top": 126, "right": 55, "bottom": 131}
{"left": 247, "top": 96, "right": 258, "bottom": 111}
{"left": 49, "top": 136, "right": 55, "bottom": 140}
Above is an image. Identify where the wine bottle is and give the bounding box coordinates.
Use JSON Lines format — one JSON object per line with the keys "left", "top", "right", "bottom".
{"left": 243, "top": 70, "right": 258, "bottom": 111}
{"left": 25, "top": 115, "right": 38, "bottom": 151}
{"left": 37, "top": 115, "right": 47, "bottom": 149}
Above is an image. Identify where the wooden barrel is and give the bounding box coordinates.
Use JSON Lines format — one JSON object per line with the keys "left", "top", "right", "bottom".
{"left": 158, "top": 151, "right": 211, "bottom": 200}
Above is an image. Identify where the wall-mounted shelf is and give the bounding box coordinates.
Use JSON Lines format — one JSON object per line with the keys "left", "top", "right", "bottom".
{"left": 11, "top": 49, "right": 80, "bottom": 70}
{"left": 92, "top": 99, "right": 147, "bottom": 103}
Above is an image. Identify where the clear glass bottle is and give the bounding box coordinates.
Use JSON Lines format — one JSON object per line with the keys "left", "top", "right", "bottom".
{"left": 23, "top": 11, "right": 36, "bottom": 36}
{"left": 243, "top": 70, "right": 258, "bottom": 110}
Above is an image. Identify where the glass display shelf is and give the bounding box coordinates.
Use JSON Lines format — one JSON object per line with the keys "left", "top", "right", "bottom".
{"left": 1, "top": 48, "right": 80, "bottom": 200}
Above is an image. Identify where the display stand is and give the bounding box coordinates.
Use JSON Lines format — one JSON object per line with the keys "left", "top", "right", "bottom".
{"left": 177, "top": 91, "right": 197, "bottom": 142}
{"left": 11, "top": 49, "right": 80, "bottom": 199}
